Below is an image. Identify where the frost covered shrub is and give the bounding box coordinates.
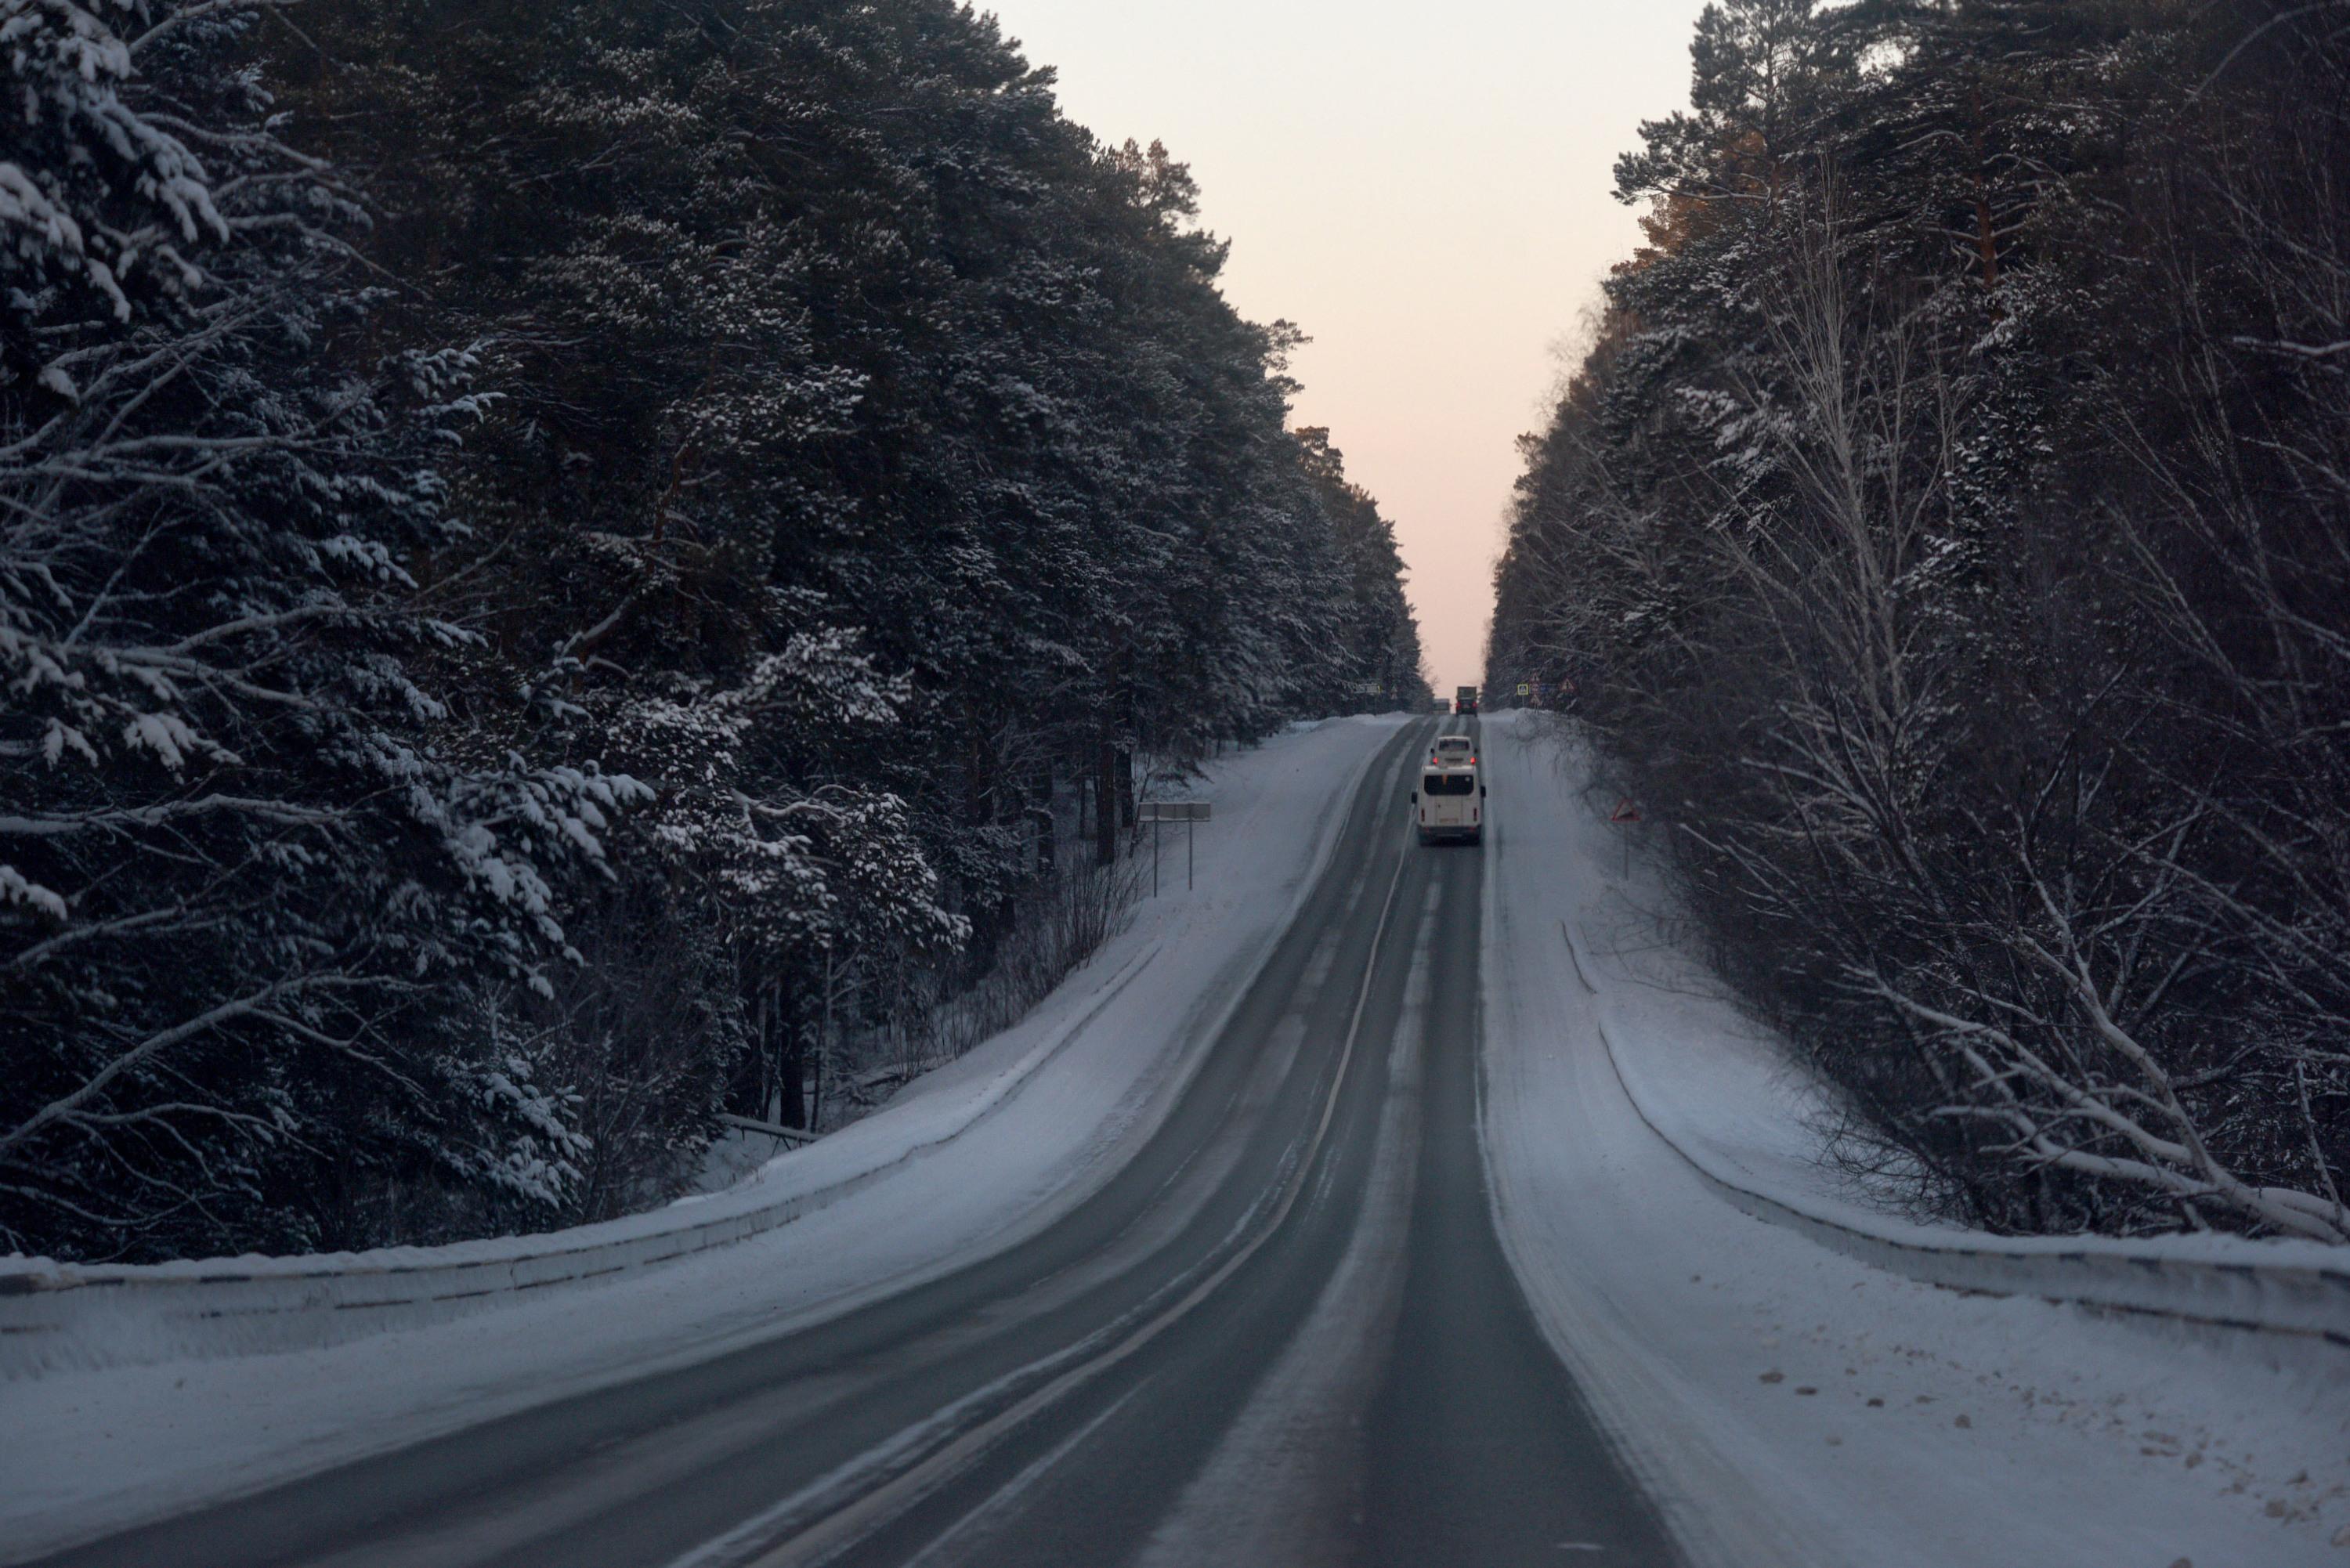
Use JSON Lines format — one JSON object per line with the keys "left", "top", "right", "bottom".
{"left": 929, "top": 858, "right": 1141, "bottom": 1063}
{"left": 494, "top": 880, "right": 748, "bottom": 1227}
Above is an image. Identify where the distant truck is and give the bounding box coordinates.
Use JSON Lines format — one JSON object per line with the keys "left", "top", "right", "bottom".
{"left": 1455, "top": 685, "right": 1479, "bottom": 716}
{"left": 1412, "top": 759, "right": 1484, "bottom": 847}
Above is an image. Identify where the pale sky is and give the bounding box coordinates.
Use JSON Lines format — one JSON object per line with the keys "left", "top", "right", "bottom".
{"left": 989, "top": 1, "right": 1712, "bottom": 691}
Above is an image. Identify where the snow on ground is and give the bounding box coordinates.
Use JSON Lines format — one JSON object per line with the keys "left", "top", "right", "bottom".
{"left": 1476, "top": 710, "right": 2350, "bottom": 1568}
{"left": 0, "top": 715, "right": 1409, "bottom": 1563}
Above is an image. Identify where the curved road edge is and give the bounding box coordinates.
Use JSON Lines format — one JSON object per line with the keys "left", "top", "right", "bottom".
{"left": 1473, "top": 707, "right": 2350, "bottom": 1568}
{"left": 1562, "top": 919, "right": 2350, "bottom": 1349}
{"left": 0, "top": 717, "right": 1421, "bottom": 1564}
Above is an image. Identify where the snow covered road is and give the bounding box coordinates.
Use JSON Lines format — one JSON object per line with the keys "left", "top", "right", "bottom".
{"left": 7, "top": 712, "right": 2345, "bottom": 1568}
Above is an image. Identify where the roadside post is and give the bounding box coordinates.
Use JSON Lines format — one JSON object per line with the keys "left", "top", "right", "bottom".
{"left": 1137, "top": 800, "right": 1212, "bottom": 893}
{"left": 1611, "top": 796, "right": 1640, "bottom": 877}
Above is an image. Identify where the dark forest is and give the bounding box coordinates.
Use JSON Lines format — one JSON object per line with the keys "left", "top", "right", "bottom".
{"left": 1489, "top": 0, "right": 2350, "bottom": 1241}
{"left": 0, "top": 0, "right": 1426, "bottom": 1262}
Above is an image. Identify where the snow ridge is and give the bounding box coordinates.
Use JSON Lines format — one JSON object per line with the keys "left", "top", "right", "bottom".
{"left": 1560, "top": 919, "right": 2350, "bottom": 1347}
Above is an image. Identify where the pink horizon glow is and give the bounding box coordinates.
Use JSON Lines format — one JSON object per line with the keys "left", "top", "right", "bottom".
{"left": 988, "top": 2, "right": 1710, "bottom": 692}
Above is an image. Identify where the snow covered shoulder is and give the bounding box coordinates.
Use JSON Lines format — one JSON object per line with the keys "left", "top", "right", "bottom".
{"left": 1476, "top": 710, "right": 2350, "bottom": 1568}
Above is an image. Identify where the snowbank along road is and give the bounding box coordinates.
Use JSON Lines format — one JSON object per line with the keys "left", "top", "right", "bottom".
{"left": 12, "top": 714, "right": 2346, "bottom": 1567}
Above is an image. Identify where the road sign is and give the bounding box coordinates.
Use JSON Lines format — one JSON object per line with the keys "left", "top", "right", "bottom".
{"left": 1516, "top": 683, "right": 1531, "bottom": 697}
{"left": 1139, "top": 801, "right": 1213, "bottom": 894}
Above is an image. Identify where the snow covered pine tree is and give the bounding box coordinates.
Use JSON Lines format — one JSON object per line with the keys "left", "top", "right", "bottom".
{"left": 0, "top": 2, "right": 644, "bottom": 1260}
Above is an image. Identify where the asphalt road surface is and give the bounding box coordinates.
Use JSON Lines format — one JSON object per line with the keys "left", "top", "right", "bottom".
{"left": 38, "top": 718, "right": 1679, "bottom": 1568}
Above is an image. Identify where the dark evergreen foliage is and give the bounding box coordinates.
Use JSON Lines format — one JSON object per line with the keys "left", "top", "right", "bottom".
{"left": 0, "top": 0, "right": 1423, "bottom": 1260}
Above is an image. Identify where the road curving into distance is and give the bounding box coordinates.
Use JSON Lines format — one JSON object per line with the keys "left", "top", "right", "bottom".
{"left": 32, "top": 717, "right": 1679, "bottom": 1568}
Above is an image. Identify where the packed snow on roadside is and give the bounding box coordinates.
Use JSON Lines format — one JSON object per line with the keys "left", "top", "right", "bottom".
{"left": 1476, "top": 709, "right": 2350, "bottom": 1568}
{"left": 0, "top": 715, "right": 1411, "bottom": 1563}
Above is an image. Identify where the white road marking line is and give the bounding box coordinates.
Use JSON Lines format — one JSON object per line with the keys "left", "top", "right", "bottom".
{"left": 898, "top": 1381, "right": 1152, "bottom": 1568}
{"left": 1133, "top": 880, "right": 1441, "bottom": 1566}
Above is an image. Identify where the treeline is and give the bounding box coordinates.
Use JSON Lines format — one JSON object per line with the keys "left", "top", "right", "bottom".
{"left": 0, "top": 0, "right": 1424, "bottom": 1263}
{"left": 1490, "top": 0, "right": 2348, "bottom": 1241}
